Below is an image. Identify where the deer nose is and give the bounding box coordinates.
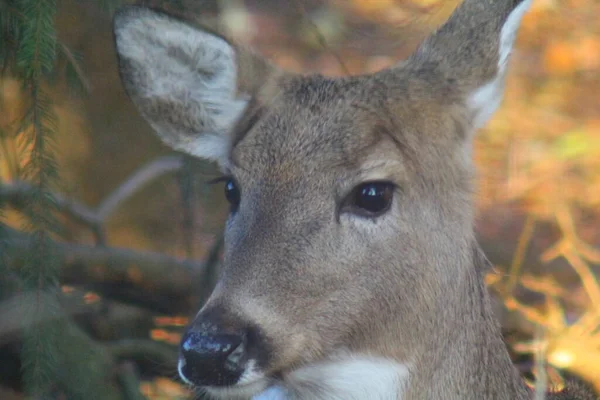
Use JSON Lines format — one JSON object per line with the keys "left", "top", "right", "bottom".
{"left": 179, "top": 328, "right": 246, "bottom": 387}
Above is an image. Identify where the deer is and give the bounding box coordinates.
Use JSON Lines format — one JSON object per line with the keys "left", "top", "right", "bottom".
{"left": 112, "top": 0, "right": 598, "bottom": 399}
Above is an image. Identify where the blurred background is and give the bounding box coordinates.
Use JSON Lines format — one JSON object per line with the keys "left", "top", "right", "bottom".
{"left": 0, "top": 0, "right": 599, "bottom": 398}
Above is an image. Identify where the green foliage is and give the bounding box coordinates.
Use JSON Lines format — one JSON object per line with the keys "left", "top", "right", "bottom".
{"left": 15, "top": 0, "right": 57, "bottom": 80}
{"left": 0, "top": 0, "right": 116, "bottom": 398}
{"left": 553, "top": 129, "right": 600, "bottom": 161}
{"left": 20, "top": 289, "right": 63, "bottom": 397}
{"left": 19, "top": 288, "right": 121, "bottom": 400}
{"left": 5, "top": 0, "right": 64, "bottom": 397}
{"left": 0, "top": 1, "right": 218, "bottom": 397}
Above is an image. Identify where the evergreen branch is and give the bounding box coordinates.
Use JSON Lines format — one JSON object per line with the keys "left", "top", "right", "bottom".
{"left": 0, "top": 280, "right": 154, "bottom": 348}
{"left": 15, "top": 0, "right": 57, "bottom": 81}
{"left": 0, "top": 284, "right": 92, "bottom": 346}
{"left": 12, "top": 0, "right": 63, "bottom": 395}
{"left": 0, "top": 181, "right": 106, "bottom": 244}
{"left": 0, "top": 281, "right": 124, "bottom": 399}
{"left": 18, "top": 92, "right": 62, "bottom": 399}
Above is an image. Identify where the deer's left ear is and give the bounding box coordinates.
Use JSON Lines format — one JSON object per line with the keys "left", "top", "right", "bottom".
{"left": 408, "top": 0, "right": 532, "bottom": 132}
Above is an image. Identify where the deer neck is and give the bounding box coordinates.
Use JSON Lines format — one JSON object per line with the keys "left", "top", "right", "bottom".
{"left": 404, "top": 247, "right": 531, "bottom": 400}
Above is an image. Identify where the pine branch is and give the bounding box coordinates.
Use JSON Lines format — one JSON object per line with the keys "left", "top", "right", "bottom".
{"left": 0, "top": 282, "right": 91, "bottom": 346}
{"left": 2, "top": 0, "right": 202, "bottom": 396}
{"left": 0, "top": 281, "right": 157, "bottom": 348}
{"left": 11, "top": 0, "right": 65, "bottom": 395}
{"left": 16, "top": 290, "right": 124, "bottom": 400}
{"left": 15, "top": 0, "right": 57, "bottom": 81}
{"left": 0, "top": 272, "right": 153, "bottom": 400}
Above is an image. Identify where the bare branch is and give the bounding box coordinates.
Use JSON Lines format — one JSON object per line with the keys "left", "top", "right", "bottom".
{"left": 97, "top": 155, "right": 184, "bottom": 221}
{"left": 116, "top": 362, "right": 147, "bottom": 400}
{"left": 1, "top": 155, "right": 190, "bottom": 243}
{"left": 108, "top": 339, "right": 178, "bottom": 372}
{"left": 5, "top": 233, "right": 205, "bottom": 313}
{"left": 60, "top": 43, "right": 92, "bottom": 93}
{"left": 0, "top": 181, "right": 106, "bottom": 244}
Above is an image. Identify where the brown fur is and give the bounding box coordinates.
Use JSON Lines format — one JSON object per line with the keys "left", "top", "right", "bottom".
{"left": 113, "top": 1, "right": 598, "bottom": 399}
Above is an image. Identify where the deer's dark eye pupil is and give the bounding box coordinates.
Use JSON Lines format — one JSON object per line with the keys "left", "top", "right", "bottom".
{"left": 224, "top": 179, "right": 240, "bottom": 210}
{"left": 352, "top": 182, "right": 394, "bottom": 215}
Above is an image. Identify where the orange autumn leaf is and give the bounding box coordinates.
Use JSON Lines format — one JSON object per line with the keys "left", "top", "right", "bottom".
{"left": 152, "top": 315, "right": 189, "bottom": 327}
{"left": 350, "top": 0, "right": 397, "bottom": 15}
{"left": 150, "top": 329, "right": 169, "bottom": 341}
{"left": 575, "top": 36, "right": 600, "bottom": 71}
{"left": 61, "top": 285, "right": 75, "bottom": 294}
{"left": 83, "top": 292, "right": 101, "bottom": 304}
{"left": 584, "top": 119, "right": 600, "bottom": 134}
{"left": 543, "top": 40, "right": 578, "bottom": 75}
{"left": 152, "top": 377, "right": 189, "bottom": 396}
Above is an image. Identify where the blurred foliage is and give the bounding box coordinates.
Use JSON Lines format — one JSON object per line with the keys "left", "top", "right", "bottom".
{"left": 0, "top": 0, "right": 599, "bottom": 398}
{"left": 1, "top": 0, "right": 113, "bottom": 398}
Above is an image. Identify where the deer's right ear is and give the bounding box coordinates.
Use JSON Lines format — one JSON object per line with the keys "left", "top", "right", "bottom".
{"left": 113, "top": 6, "right": 277, "bottom": 164}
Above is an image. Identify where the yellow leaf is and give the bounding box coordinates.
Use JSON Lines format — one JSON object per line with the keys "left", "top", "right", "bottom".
{"left": 553, "top": 130, "right": 600, "bottom": 160}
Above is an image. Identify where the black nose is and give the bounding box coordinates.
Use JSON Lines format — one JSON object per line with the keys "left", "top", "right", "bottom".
{"left": 179, "top": 330, "right": 246, "bottom": 387}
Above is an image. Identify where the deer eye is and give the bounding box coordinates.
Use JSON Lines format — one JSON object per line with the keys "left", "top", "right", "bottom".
{"left": 343, "top": 181, "right": 395, "bottom": 217}
{"left": 224, "top": 179, "right": 240, "bottom": 211}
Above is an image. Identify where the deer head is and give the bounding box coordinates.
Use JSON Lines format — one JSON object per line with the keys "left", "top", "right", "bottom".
{"left": 113, "top": 1, "right": 537, "bottom": 399}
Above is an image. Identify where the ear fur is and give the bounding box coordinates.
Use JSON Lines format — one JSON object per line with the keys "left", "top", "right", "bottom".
{"left": 113, "top": 6, "right": 277, "bottom": 164}
{"left": 406, "top": 0, "right": 532, "bottom": 132}
{"left": 467, "top": 0, "right": 532, "bottom": 130}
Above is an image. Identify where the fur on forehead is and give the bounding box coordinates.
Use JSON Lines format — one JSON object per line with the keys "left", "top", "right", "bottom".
{"left": 228, "top": 75, "right": 405, "bottom": 173}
